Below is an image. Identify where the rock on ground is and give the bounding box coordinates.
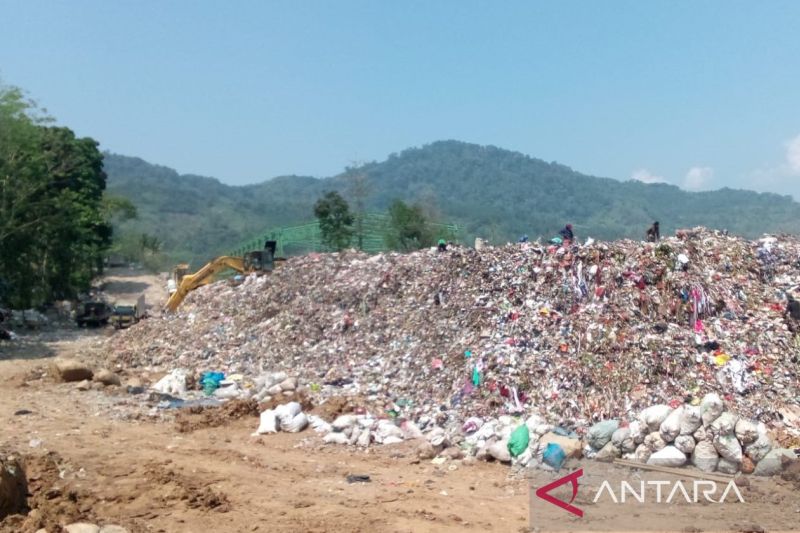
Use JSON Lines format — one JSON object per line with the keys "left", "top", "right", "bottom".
{"left": 93, "top": 369, "right": 121, "bottom": 386}
{"left": 53, "top": 359, "right": 93, "bottom": 382}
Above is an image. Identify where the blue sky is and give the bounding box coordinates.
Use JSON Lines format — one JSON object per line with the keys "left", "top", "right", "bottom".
{"left": 1, "top": 1, "right": 799, "bottom": 196}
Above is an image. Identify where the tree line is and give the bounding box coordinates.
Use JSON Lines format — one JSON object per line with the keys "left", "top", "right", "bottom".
{"left": 0, "top": 84, "right": 134, "bottom": 308}
{"left": 313, "top": 190, "right": 444, "bottom": 252}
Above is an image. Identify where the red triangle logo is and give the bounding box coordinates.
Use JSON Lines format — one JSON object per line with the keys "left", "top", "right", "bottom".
{"left": 535, "top": 468, "right": 584, "bottom": 517}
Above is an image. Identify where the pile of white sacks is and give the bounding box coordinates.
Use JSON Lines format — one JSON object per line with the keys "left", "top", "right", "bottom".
{"left": 251, "top": 394, "right": 796, "bottom": 476}
{"left": 583, "top": 393, "right": 793, "bottom": 475}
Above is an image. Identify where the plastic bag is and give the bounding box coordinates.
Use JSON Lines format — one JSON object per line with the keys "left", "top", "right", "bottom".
{"left": 282, "top": 412, "right": 308, "bottom": 433}
{"left": 306, "top": 414, "right": 331, "bottom": 433}
{"left": 525, "top": 414, "right": 546, "bottom": 433}
{"left": 152, "top": 369, "right": 188, "bottom": 396}
{"left": 674, "top": 435, "right": 696, "bottom": 454}
{"left": 462, "top": 417, "right": 484, "bottom": 434}
{"left": 734, "top": 418, "right": 759, "bottom": 445}
{"left": 754, "top": 448, "right": 795, "bottom": 476}
{"left": 488, "top": 440, "right": 512, "bottom": 462}
{"left": 700, "top": 393, "right": 724, "bottom": 426}
{"left": 542, "top": 443, "right": 566, "bottom": 470}
{"left": 647, "top": 446, "right": 687, "bottom": 467}
{"left": 323, "top": 432, "right": 349, "bottom": 444}
{"left": 254, "top": 409, "right": 277, "bottom": 434}
{"left": 356, "top": 428, "right": 371, "bottom": 447}
{"left": 693, "top": 426, "right": 708, "bottom": 442}
{"left": 709, "top": 412, "right": 739, "bottom": 436}
{"left": 595, "top": 442, "right": 621, "bottom": 462}
{"left": 275, "top": 402, "right": 302, "bottom": 427}
{"left": 612, "top": 427, "right": 635, "bottom": 452}
{"left": 716, "top": 458, "right": 740, "bottom": 474}
{"left": 659, "top": 406, "right": 683, "bottom": 443}
{"left": 679, "top": 405, "right": 703, "bottom": 435}
{"left": 200, "top": 371, "right": 225, "bottom": 396}
{"left": 744, "top": 434, "right": 773, "bottom": 462}
{"left": 587, "top": 420, "right": 619, "bottom": 450}
{"left": 639, "top": 405, "right": 672, "bottom": 432}
{"left": 401, "top": 420, "right": 425, "bottom": 440}
{"left": 376, "top": 421, "right": 404, "bottom": 441}
{"left": 644, "top": 431, "right": 667, "bottom": 452}
{"left": 633, "top": 444, "right": 652, "bottom": 463}
{"left": 332, "top": 414, "right": 357, "bottom": 431}
{"left": 507, "top": 425, "right": 531, "bottom": 458}
{"left": 713, "top": 434, "right": 742, "bottom": 462}
{"left": 691, "top": 440, "right": 720, "bottom": 472}
{"left": 628, "top": 421, "right": 645, "bottom": 444}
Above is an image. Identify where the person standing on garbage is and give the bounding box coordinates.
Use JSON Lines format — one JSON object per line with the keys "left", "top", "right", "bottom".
{"left": 784, "top": 290, "right": 800, "bottom": 332}
{"left": 559, "top": 224, "right": 574, "bottom": 243}
{"left": 646, "top": 221, "right": 660, "bottom": 242}
{"left": 437, "top": 238, "right": 447, "bottom": 252}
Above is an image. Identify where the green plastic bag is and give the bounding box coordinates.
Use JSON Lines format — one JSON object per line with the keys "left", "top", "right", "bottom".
{"left": 472, "top": 367, "right": 481, "bottom": 386}
{"left": 507, "top": 424, "right": 530, "bottom": 458}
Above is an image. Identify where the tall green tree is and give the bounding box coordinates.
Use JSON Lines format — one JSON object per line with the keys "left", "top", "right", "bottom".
{"left": 385, "top": 199, "right": 435, "bottom": 251}
{"left": 0, "top": 83, "right": 111, "bottom": 307}
{"left": 313, "top": 191, "right": 354, "bottom": 251}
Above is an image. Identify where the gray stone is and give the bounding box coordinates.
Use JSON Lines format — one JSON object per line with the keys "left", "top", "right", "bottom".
{"left": 76, "top": 380, "right": 91, "bottom": 391}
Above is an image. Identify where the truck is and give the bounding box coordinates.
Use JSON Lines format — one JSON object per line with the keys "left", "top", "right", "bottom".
{"left": 75, "top": 301, "right": 113, "bottom": 327}
{"left": 110, "top": 294, "right": 146, "bottom": 329}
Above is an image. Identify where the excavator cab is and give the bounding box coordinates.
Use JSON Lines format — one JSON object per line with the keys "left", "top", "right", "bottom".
{"left": 172, "top": 263, "right": 190, "bottom": 285}
{"left": 243, "top": 241, "right": 277, "bottom": 272}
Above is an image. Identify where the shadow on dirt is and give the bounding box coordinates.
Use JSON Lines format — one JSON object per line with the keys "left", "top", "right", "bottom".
{"left": 0, "top": 338, "right": 56, "bottom": 361}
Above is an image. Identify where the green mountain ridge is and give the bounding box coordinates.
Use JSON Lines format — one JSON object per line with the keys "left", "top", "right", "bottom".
{"left": 104, "top": 140, "right": 800, "bottom": 266}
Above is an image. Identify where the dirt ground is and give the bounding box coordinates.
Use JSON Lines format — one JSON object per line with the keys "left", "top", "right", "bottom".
{"left": 1, "top": 271, "right": 798, "bottom": 533}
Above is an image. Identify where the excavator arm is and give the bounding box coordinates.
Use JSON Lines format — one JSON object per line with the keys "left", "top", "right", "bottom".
{"left": 165, "top": 256, "right": 246, "bottom": 312}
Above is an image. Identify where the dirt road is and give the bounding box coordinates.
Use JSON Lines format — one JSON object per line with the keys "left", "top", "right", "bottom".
{"left": 1, "top": 271, "right": 798, "bottom": 533}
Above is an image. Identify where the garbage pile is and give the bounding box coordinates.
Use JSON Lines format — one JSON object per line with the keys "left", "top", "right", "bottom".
{"left": 252, "top": 392, "right": 796, "bottom": 474}
{"left": 105, "top": 228, "right": 800, "bottom": 453}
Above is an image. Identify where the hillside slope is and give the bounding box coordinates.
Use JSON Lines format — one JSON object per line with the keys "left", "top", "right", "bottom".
{"left": 104, "top": 141, "right": 800, "bottom": 264}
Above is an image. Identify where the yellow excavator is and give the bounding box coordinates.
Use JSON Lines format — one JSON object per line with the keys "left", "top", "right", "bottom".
{"left": 165, "top": 241, "right": 282, "bottom": 312}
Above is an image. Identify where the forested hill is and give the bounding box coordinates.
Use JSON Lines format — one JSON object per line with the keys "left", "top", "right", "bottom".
{"left": 104, "top": 140, "right": 800, "bottom": 264}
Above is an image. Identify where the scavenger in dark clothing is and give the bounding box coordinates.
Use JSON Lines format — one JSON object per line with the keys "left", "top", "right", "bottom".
{"left": 786, "top": 295, "right": 800, "bottom": 320}
{"left": 559, "top": 224, "right": 574, "bottom": 241}
{"left": 646, "top": 221, "right": 660, "bottom": 243}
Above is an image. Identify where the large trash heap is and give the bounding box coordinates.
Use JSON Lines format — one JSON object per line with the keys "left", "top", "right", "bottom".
{"left": 108, "top": 228, "right": 800, "bottom": 472}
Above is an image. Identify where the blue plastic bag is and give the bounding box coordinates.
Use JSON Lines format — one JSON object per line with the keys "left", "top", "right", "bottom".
{"left": 542, "top": 442, "right": 566, "bottom": 470}
{"left": 200, "top": 371, "right": 225, "bottom": 396}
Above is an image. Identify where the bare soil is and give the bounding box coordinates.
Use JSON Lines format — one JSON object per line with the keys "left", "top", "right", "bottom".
{"left": 1, "top": 271, "right": 798, "bottom": 533}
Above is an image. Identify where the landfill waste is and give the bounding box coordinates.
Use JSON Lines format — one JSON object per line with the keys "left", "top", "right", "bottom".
{"left": 200, "top": 371, "right": 225, "bottom": 395}
{"left": 101, "top": 228, "right": 800, "bottom": 473}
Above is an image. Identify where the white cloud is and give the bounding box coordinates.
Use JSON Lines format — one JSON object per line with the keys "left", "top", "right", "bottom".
{"left": 684, "top": 166, "right": 714, "bottom": 191}
{"left": 630, "top": 168, "right": 666, "bottom": 184}
{"left": 786, "top": 134, "right": 800, "bottom": 173}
